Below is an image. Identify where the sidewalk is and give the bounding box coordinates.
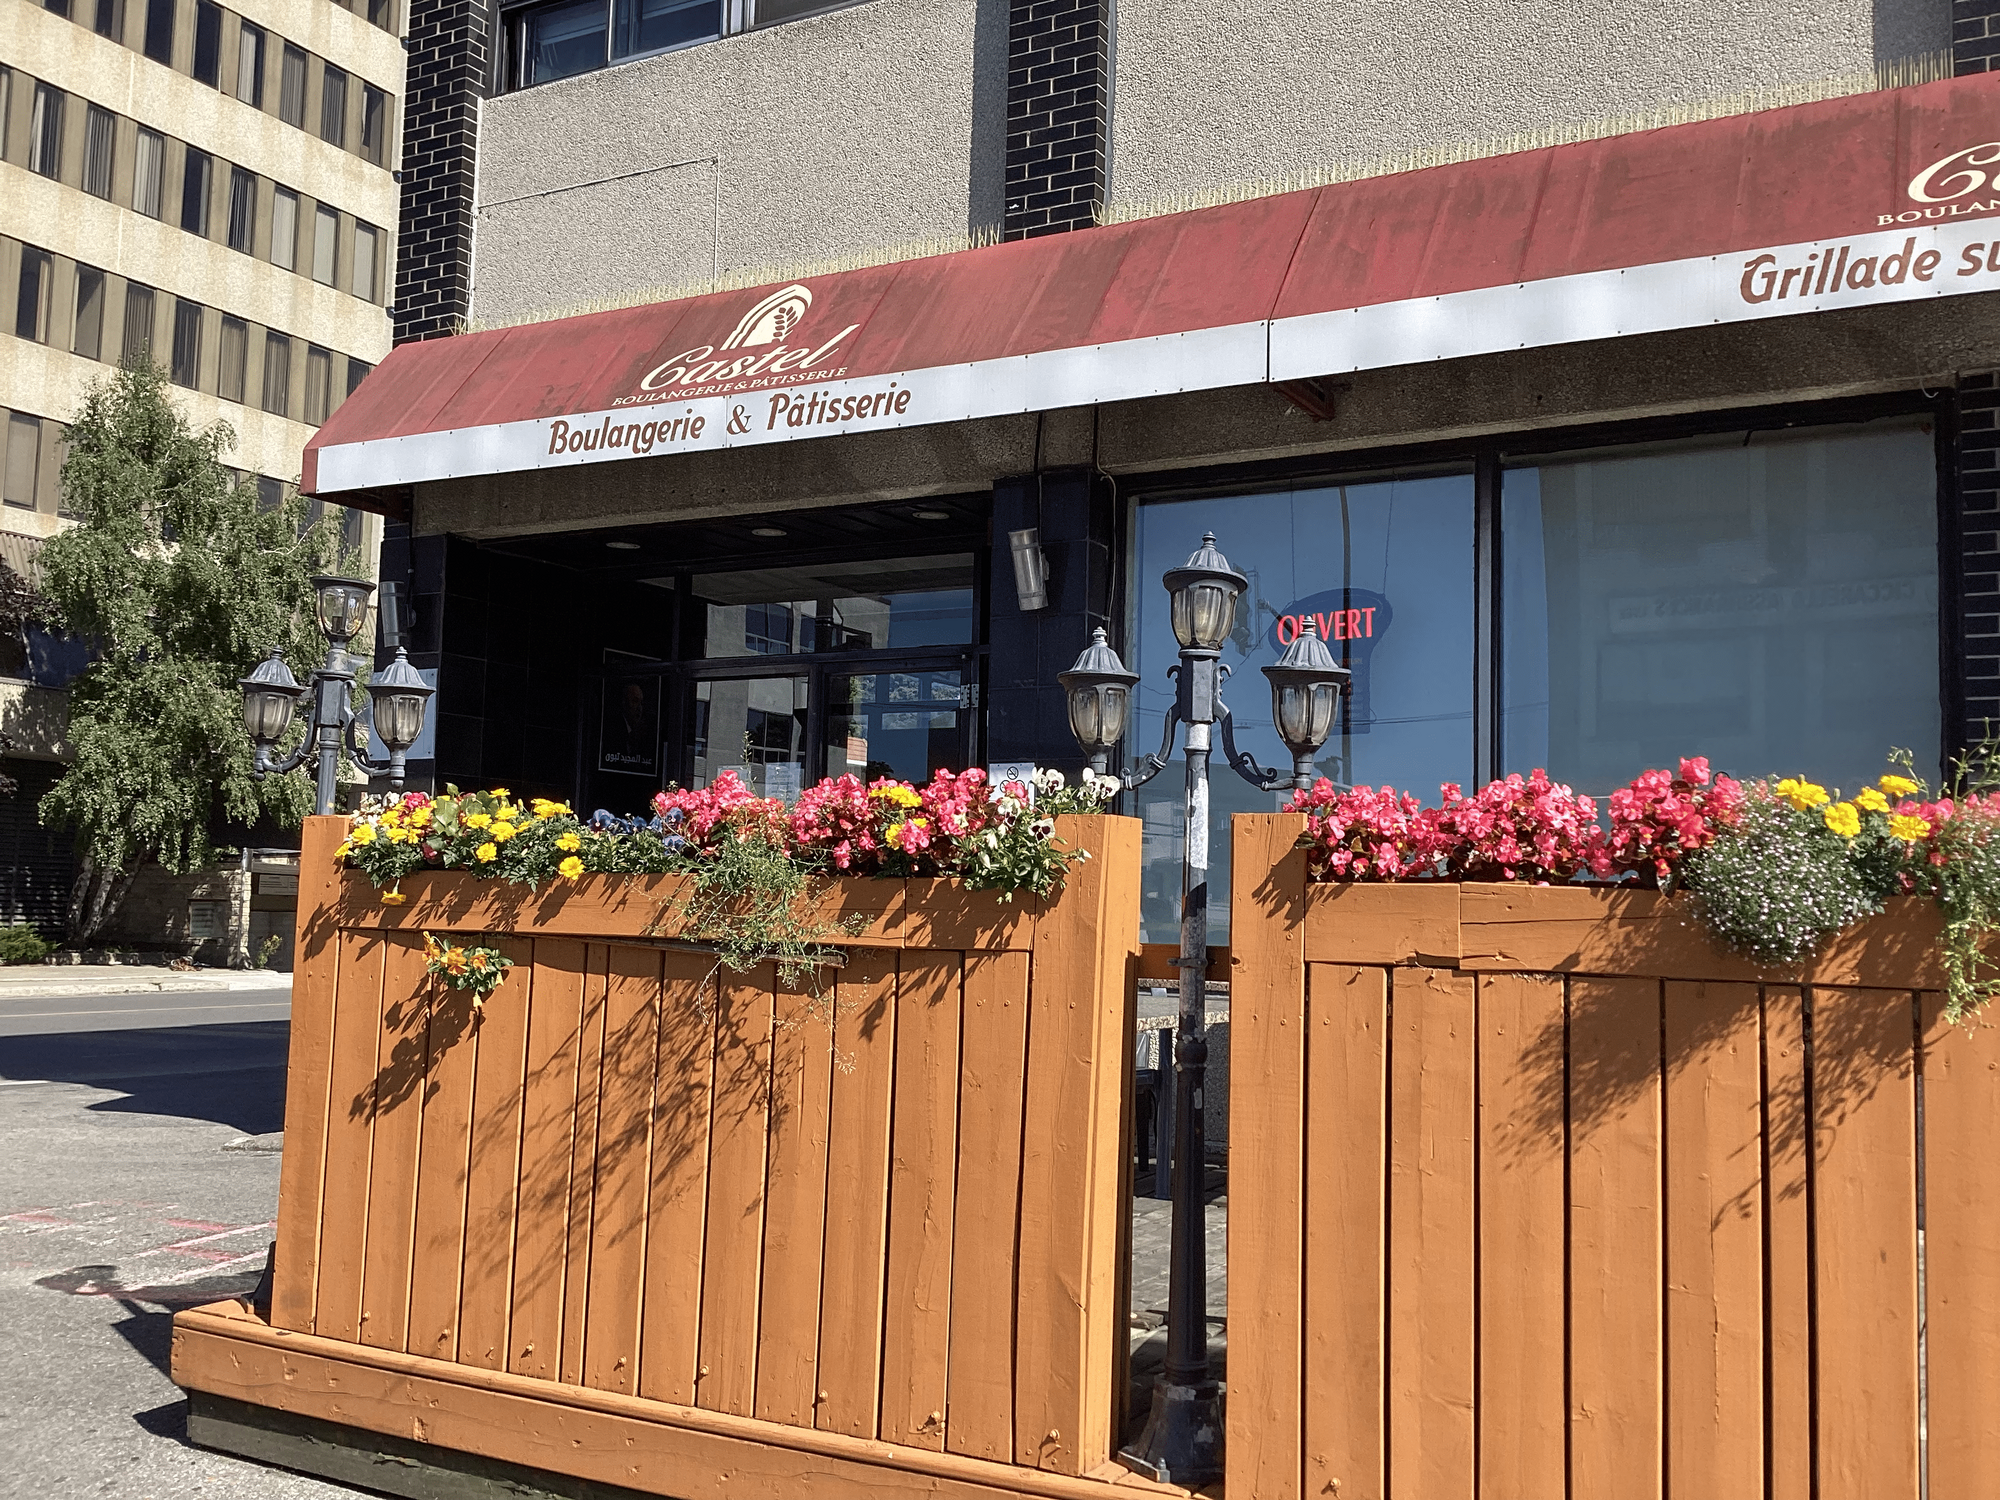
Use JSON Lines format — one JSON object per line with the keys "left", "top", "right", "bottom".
{"left": 0, "top": 965, "right": 294, "bottom": 1000}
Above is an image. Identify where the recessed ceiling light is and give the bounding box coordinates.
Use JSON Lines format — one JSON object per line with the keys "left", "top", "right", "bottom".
{"left": 605, "top": 540, "right": 641, "bottom": 551}
{"left": 751, "top": 526, "right": 787, "bottom": 538}
{"left": 911, "top": 508, "right": 951, "bottom": 521}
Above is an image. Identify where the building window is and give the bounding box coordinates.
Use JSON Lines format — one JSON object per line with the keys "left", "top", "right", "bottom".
{"left": 15, "top": 250, "right": 51, "bottom": 343}
{"left": 133, "top": 126, "right": 164, "bottom": 217}
{"left": 170, "top": 299, "right": 201, "bottom": 387}
{"left": 181, "top": 147, "right": 212, "bottom": 235}
{"left": 121, "top": 282, "right": 154, "bottom": 362}
{"left": 82, "top": 104, "right": 115, "bottom": 198}
{"left": 142, "top": 0, "right": 174, "bottom": 63}
{"left": 218, "top": 314, "right": 245, "bottom": 401}
{"left": 279, "top": 44, "right": 306, "bottom": 127}
{"left": 320, "top": 65, "right": 347, "bottom": 147}
{"left": 361, "top": 84, "right": 387, "bottom": 166}
{"left": 3, "top": 415, "right": 41, "bottom": 509}
{"left": 500, "top": 0, "right": 849, "bottom": 89}
{"left": 236, "top": 21, "right": 264, "bottom": 106}
{"left": 304, "top": 345, "right": 332, "bottom": 424}
{"left": 368, "top": 0, "right": 394, "bottom": 27}
{"left": 271, "top": 187, "right": 298, "bottom": 269}
{"left": 43, "top": 0, "right": 72, "bottom": 16}
{"left": 261, "top": 331, "right": 290, "bottom": 415}
{"left": 0, "top": 68, "right": 10, "bottom": 161}
{"left": 345, "top": 356, "right": 371, "bottom": 398}
{"left": 226, "top": 166, "right": 255, "bottom": 251}
{"left": 192, "top": 0, "right": 222, "bottom": 87}
{"left": 312, "top": 205, "right": 338, "bottom": 285}
{"left": 352, "top": 223, "right": 378, "bottom": 300}
{"left": 72, "top": 264, "right": 104, "bottom": 359}
{"left": 29, "top": 84, "right": 63, "bottom": 179}
{"left": 93, "top": 0, "right": 122, "bottom": 39}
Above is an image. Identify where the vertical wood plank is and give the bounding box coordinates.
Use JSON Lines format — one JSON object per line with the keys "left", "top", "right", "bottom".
{"left": 1386, "top": 966, "right": 1477, "bottom": 1500}
{"left": 1921, "top": 995, "right": 2000, "bottom": 1497}
{"left": 406, "top": 984, "right": 480, "bottom": 1361}
{"left": 946, "top": 950, "right": 1031, "bottom": 1462}
{"left": 508, "top": 938, "right": 585, "bottom": 1383}
{"left": 1812, "top": 986, "right": 1920, "bottom": 1500}
{"left": 1302, "top": 963, "right": 1388, "bottom": 1500}
{"left": 456, "top": 938, "right": 531, "bottom": 1371}
{"left": 272, "top": 815, "right": 349, "bottom": 1334}
{"left": 754, "top": 970, "right": 835, "bottom": 1429}
{"left": 815, "top": 947, "right": 898, "bottom": 1438}
{"left": 581, "top": 945, "right": 661, "bottom": 1396}
{"left": 358, "top": 934, "right": 430, "bottom": 1351}
{"left": 559, "top": 946, "right": 610, "bottom": 1386}
{"left": 880, "top": 951, "right": 962, "bottom": 1450}
{"left": 1662, "top": 981, "right": 1765, "bottom": 1500}
{"left": 696, "top": 962, "right": 775, "bottom": 1417}
{"left": 1225, "top": 814, "right": 1309, "bottom": 1500}
{"left": 638, "top": 953, "right": 717, "bottom": 1408}
{"left": 1567, "top": 976, "right": 1663, "bottom": 1500}
{"left": 1763, "top": 988, "right": 1811, "bottom": 1500}
{"left": 312, "top": 929, "right": 387, "bottom": 1343}
{"left": 1477, "top": 971, "right": 1567, "bottom": 1500}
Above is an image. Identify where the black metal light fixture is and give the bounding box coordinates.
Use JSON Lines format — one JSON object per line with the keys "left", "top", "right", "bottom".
{"left": 240, "top": 576, "right": 433, "bottom": 814}
{"left": 1008, "top": 526, "right": 1050, "bottom": 611}
{"left": 1059, "top": 532, "right": 1345, "bottom": 1489}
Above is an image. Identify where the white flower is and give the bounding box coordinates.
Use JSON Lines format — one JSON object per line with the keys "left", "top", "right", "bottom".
{"left": 1037, "top": 767, "right": 1064, "bottom": 792}
{"left": 984, "top": 830, "right": 1000, "bottom": 848}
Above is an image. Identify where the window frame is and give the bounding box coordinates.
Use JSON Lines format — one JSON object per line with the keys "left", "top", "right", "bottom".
{"left": 72, "top": 263, "right": 105, "bottom": 359}
{"left": 142, "top": 0, "right": 175, "bottom": 64}
{"left": 170, "top": 297, "right": 203, "bottom": 387}
{"left": 236, "top": 20, "right": 265, "bottom": 107}
{"left": 120, "top": 280, "right": 155, "bottom": 363}
{"left": 192, "top": 0, "right": 223, "bottom": 87}
{"left": 28, "top": 83, "right": 64, "bottom": 179}
{"left": 270, "top": 184, "right": 299, "bottom": 269}
{"left": 261, "top": 330, "right": 291, "bottom": 415}
{"left": 180, "top": 144, "right": 213, "bottom": 236}
{"left": 319, "top": 63, "right": 347, "bottom": 148}
{"left": 82, "top": 103, "right": 116, "bottom": 198}
{"left": 226, "top": 164, "right": 256, "bottom": 251}
{"left": 278, "top": 44, "right": 307, "bottom": 128}
{"left": 496, "top": 0, "right": 863, "bottom": 93}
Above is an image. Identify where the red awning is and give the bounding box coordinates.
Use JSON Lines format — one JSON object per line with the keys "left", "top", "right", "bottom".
{"left": 308, "top": 72, "right": 2000, "bottom": 497}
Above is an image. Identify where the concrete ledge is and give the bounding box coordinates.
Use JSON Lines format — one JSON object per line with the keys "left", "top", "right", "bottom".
{"left": 188, "top": 1391, "right": 659, "bottom": 1500}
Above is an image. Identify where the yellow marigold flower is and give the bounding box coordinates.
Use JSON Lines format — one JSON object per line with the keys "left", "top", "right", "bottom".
{"left": 1854, "top": 787, "right": 1890, "bottom": 813}
{"left": 1774, "top": 777, "right": 1829, "bottom": 810}
{"left": 411, "top": 806, "right": 433, "bottom": 827}
{"left": 489, "top": 788, "right": 511, "bottom": 799}
{"left": 1879, "top": 774, "right": 1921, "bottom": 798}
{"left": 1889, "top": 814, "right": 1931, "bottom": 842}
{"left": 381, "top": 808, "right": 402, "bottom": 827}
{"left": 871, "top": 784, "right": 922, "bottom": 808}
{"left": 469, "top": 952, "right": 489, "bottom": 972}
{"left": 1823, "top": 802, "right": 1861, "bottom": 838}
{"left": 351, "top": 823, "right": 378, "bottom": 845}
{"left": 444, "top": 947, "right": 468, "bottom": 974}
{"left": 558, "top": 855, "right": 585, "bottom": 880}
{"left": 475, "top": 841, "right": 498, "bottom": 863}
{"left": 884, "top": 821, "right": 906, "bottom": 849}
{"left": 555, "top": 831, "right": 582, "bottom": 852}
{"left": 490, "top": 821, "right": 518, "bottom": 842}
{"left": 464, "top": 812, "right": 492, "bottom": 830}
{"left": 379, "top": 889, "right": 407, "bottom": 906}
{"left": 532, "top": 798, "right": 570, "bottom": 820}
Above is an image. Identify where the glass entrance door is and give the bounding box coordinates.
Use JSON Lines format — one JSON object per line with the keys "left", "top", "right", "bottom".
{"left": 822, "top": 664, "right": 966, "bottom": 785}
{"left": 692, "top": 673, "right": 810, "bottom": 800}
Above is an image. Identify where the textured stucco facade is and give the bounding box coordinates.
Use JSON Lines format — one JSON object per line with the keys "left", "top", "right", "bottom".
{"left": 469, "top": 0, "right": 1007, "bottom": 324}
{"left": 1105, "top": 0, "right": 1954, "bottom": 210}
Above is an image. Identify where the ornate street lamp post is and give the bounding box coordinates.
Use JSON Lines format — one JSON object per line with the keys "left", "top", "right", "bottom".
{"left": 1060, "top": 534, "right": 1349, "bottom": 1488}
{"left": 239, "top": 575, "right": 435, "bottom": 815}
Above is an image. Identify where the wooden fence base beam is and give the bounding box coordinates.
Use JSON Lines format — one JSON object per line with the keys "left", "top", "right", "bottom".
{"left": 173, "top": 1304, "right": 1192, "bottom": 1500}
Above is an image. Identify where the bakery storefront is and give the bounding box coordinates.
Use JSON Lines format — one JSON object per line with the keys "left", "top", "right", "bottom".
{"left": 309, "top": 73, "right": 1994, "bottom": 944}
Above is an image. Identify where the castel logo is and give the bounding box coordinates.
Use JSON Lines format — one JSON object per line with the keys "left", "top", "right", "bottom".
{"left": 1881, "top": 142, "right": 2000, "bottom": 224}
{"left": 613, "top": 282, "right": 861, "bottom": 408}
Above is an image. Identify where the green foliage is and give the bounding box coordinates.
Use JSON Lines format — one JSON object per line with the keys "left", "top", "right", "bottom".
{"left": 659, "top": 833, "right": 868, "bottom": 989}
{"left": 0, "top": 924, "right": 53, "bottom": 964}
{"left": 253, "top": 932, "right": 285, "bottom": 969}
{"left": 1685, "top": 785, "right": 1886, "bottom": 967}
{"left": 1881, "top": 744, "right": 2000, "bottom": 1022}
{"left": 422, "top": 931, "right": 515, "bottom": 1004}
{"left": 36, "top": 362, "right": 346, "bottom": 889}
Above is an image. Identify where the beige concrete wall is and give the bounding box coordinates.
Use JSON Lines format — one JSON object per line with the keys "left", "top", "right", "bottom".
{"left": 6, "top": 0, "right": 399, "bottom": 230}
{"left": 1106, "top": 0, "right": 1952, "bottom": 211}
{"left": 470, "top": 0, "right": 1007, "bottom": 324}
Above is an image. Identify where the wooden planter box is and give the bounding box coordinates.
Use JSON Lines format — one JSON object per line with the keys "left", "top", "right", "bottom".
{"left": 1226, "top": 813, "right": 1996, "bottom": 1500}
{"left": 173, "top": 815, "right": 1158, "bottom": 1500}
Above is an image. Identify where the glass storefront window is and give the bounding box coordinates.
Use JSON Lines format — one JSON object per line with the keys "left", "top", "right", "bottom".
{"left": 1127, "top": 476, "right": 1477, "bottom": 942}
{"left": 693, "top": 554, "right": 976, "bottom": 659}
{"left": 693, "top": 675, "right": 808, "bottom": 798}
{"left": 824, "top": 669, "right": 965, "bottom": 784}
{"left": 1502, "top": 419, "right": 1939, "bottom": 797}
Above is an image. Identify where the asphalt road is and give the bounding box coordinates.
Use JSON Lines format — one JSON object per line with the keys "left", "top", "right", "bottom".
{"left": 0, "top": 991, "right": 357, "bottom": 1498}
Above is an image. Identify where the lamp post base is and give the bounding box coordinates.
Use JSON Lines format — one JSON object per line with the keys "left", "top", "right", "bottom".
{"left": 1117, "top": 1377, "right": 1224, "bottom": 1488}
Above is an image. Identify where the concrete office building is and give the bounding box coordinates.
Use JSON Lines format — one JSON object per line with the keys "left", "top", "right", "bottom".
{"left": 313, "top": 0, "right": 1999, "bottom": 944}
{"left": 0, "top": 0, "right": 399, "bottom": 939}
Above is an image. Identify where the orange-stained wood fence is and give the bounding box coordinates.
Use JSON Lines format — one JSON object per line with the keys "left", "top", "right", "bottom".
{"left": 175, "top": 813, "right": 1146, "bottom": 1499}
{"left": 1226, "top": 812, "right": 2000, "bottom": 1500}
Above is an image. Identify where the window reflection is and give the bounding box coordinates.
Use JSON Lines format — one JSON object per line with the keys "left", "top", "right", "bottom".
{"left": 693, "top": 554, "right": 975, "bottom": 659}
{"left": 1127, "top": 477, "right": 1476, "bottom": 942}
{"left": 693, "top": 675, "right": 807, "bottom": 799}
{"left": 824, "top": 669, "right": 963, "bottom": 785}
{"left": 1502, "top": 420, "right": 1939, "bottom": 795}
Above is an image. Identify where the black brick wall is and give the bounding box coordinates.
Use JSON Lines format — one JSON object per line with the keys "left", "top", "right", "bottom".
{"left": 1955, "top": 0, "right": 2000, "bottom": 73}
{"left": 1955, "top": 377, "right": 2000, "bottom": 747}
{"left": 1004, "top": 0, "right": 1111, "bottom": 239}
{"left": 393, "top": 0, "right": 491, "bottom": 343}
